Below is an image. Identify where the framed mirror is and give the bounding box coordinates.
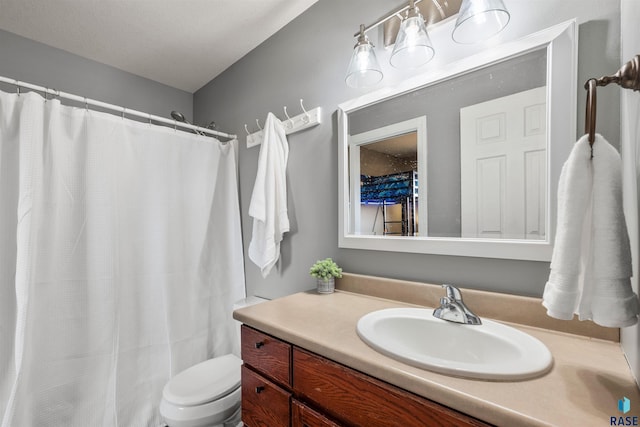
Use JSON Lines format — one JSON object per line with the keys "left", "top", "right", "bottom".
{"left": 338, "top": 20, "right": 577, "bottom": 261}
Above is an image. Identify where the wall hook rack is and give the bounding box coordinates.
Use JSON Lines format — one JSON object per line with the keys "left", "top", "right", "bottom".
{"left": 246, "top": 99, "right": 322, "bottom": 148}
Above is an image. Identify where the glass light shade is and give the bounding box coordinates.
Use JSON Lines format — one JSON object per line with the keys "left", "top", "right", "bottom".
{"left": 452, "top": 0, "right": 510, "bottom": 44}
{"left": 345, "top": 42, "right": 384, "bottom": 88}
{"left": 389, "top": 15, "right": 435, "bottom": 69}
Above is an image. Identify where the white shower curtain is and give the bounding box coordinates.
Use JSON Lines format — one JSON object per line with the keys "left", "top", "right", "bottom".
{"left": 0, "top": 90, "right": 246, "bottom": 426}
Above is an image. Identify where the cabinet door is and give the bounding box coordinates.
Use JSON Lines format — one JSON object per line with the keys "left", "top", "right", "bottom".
{"left": 241, "top": 365, "right": 290, "bottom": 427}
{"left": 293, "top": 348, "right": 490, "bottom": 427}
{"left": 292, "top": 400, "right": 341, "bottom": 427}
{"left": 241, "top": 325, "right": 291, "bottom": 387}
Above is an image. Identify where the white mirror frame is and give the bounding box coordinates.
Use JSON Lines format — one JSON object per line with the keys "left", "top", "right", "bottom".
{"left": 337, "top": 20, "right": 577, "bottom": 261}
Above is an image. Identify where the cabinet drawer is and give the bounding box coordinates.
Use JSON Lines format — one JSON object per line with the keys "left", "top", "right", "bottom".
{"left": 292, "top": 400, "right": 341, "bottom": 427}
{"left": 242, "top": 365, "right": 290, "bottom": 427}
{"left": 241, "top": 325, "right": 291, "bottom": 386}
{"left": 293, "top": 348, "right": 491, "bottom": 427}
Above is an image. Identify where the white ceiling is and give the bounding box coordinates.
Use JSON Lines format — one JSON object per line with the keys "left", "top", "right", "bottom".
{"left": 0, "top": 0, "right": 320, "bottom": 93}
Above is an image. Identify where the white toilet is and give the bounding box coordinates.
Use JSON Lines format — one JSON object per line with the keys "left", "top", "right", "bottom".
{"left": 159, "top": 296, "right": 267, "bottom": 427}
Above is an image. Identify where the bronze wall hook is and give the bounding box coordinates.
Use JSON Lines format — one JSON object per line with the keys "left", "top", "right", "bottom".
{"left": 594, "top": 54, "right": 640, "bottom": 91}
{"left": 583, "top": 54, "right": 640, "bottom": 154}
{"left": 585, "top": 78, "right": 597, "bottom": 147}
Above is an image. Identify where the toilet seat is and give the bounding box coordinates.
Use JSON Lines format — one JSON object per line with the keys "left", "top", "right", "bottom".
{"left": 162, "top": 354, "right": 242, "bottom": 407}
{"left": 160, "top": 386, "right": 241, "bottom": 427}
{"left": 160, "top": 354, "right": 243, "bottom": 427}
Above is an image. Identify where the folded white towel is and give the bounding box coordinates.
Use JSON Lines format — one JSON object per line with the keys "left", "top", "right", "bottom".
{"left": 543, "top": 134, "right": 640, "bottom": 327}
{"left": 248, "top": 112, "right": 290, "bottom": 278}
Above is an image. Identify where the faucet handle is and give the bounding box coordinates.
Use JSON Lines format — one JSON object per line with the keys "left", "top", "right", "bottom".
{"left": 442, "top": 284, "right": 463, "bottom": 301}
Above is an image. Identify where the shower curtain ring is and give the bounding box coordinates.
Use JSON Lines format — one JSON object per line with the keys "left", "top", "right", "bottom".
{"left": 121, "top": 108, "right": 126, "bottom": 119}
{"left": 84, "top": 98, "right": 89, "bottom": 111}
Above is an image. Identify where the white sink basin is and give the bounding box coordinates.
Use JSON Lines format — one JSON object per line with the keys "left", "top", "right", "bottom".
{"left": 356, "top": 308, "right": 553, "bottom": 381}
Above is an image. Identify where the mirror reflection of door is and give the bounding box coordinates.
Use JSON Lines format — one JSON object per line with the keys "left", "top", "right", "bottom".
{"left": 360, "top": 133, "right": 418, "bottom": 236}
{"left": 460, "top": 87, "right": 547, "bottom": 240}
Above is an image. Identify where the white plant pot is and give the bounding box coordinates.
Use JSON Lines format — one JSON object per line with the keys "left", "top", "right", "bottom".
{"left": 317, "top": 277, "right": 335, "bottom": 294}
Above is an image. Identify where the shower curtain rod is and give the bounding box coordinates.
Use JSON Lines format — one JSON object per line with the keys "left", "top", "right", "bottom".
{"left": 0, "top": 75, "right": 237, "bottom": 140}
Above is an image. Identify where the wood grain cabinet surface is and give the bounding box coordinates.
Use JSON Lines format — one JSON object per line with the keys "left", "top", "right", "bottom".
{"left": 241, "top": 366, "right": 290, "bottom": 427}
{"left": 241, "top": 325, "right": 291, "bottom": 387}
{"left": 240, "top": 325, "right": 492, "bottom": 427}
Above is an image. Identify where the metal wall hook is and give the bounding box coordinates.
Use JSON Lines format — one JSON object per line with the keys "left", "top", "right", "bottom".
{"left": 594, "top": 54, "right": 640, "bottom": 91}
{"left": 256, "top": 119, "right": 263, "bottom": 130}
{"left": 584, "top": 78, "right": 597, "bottom": 149}
{"left": 300, "top": 99, "right": 311, "bottom": 123}
{"left": 244, "top": 124, "right": 250, "bottom": 135}
{"left": 283, "top": 106, "right": 294, "bottom": 128}
{"left": 583, "top": 54, "right": 640, "bottom": 157}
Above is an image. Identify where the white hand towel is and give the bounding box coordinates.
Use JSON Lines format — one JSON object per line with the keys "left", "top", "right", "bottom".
{"left": 579, "top": 134, "right": 639, "bottom": 326}
{"left": 543, "top": 134, "right": 640, "bottom": 327}
{"left": 543, "top": 135, "right": 592, "bottom": 320}
{"left": 248, "top": 112, "right": 290, "bottom": 278}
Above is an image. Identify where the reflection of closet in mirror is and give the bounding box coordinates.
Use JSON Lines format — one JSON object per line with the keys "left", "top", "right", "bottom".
{"left": 349, "top": 117, "right": 427, "bottom": 237}
{"left": 360, "top": 133, "right": 418, "bottom": 236}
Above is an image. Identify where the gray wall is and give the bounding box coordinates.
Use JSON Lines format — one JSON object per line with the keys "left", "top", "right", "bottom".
{"left": 0, "top": 29, "right": 192, "bottom": 119}
{"left": 194, "top": 0, "right": 621, "bottom": 300}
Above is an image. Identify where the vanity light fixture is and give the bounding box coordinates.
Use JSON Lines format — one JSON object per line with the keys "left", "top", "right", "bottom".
{"left": 390, "top": 0, "right": 434, "bottom": 69}
{"left": 346, "top": 0, "right": 510, "bottom": 88}
{"left": 452, "top": 0, "right": 511, "bottom": 44}
{"left": 345, "top": 24, "right": 384, "bottom": 88}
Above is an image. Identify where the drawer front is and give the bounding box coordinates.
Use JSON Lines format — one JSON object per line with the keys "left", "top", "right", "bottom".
{"left": 292, "top": 400, "right": 341, "bottom": 427}
{"left": 242, "top": 365, "right": 290, "bottom": 427}
{"left": 241, "top": 325, "right": 291, "bottom": 386}
{"left": 293, "top": 348, "right": 491, "bottom": 427}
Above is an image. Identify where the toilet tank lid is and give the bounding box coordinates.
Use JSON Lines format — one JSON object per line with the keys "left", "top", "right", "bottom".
{"left": 233, "top": 295, "right": 268, "bottom": 310}
{"left": 163, "top": 354, "right": 242, "bottom": 407}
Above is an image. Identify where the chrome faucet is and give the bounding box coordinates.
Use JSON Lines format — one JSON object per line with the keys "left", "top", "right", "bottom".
{"left": 433, "top": 284, "right": 482, "bottom": 325}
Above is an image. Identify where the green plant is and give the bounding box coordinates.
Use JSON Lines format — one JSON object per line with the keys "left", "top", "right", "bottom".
{"left": 309, "top": 258, "right": 343, "bottom": 281}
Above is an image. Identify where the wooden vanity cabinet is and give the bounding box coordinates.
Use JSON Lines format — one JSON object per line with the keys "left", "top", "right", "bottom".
{"left": 241, "top": 366, "right": 290, "bottom": 427}
{"left": 240, "top": 325, "right": 491, "bottom": 427}
{"left": 292, "top": 400, "right": 341, "bottom": 427}
{"left": 241, "top": 326, "right": 292, "bottom": 427}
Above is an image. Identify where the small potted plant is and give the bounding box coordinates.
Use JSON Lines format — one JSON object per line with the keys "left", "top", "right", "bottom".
{"left": 309, "top": 258, "right": 343, "bottom": 294}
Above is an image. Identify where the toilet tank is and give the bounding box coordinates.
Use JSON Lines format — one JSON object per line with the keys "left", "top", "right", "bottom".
{"left": 232, "top": 296, "right": 268, "bottom": 357}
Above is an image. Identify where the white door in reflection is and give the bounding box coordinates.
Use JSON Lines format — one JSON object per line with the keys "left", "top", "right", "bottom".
{"left": 460, "top": 87, "right": 547, "bottom": 240}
